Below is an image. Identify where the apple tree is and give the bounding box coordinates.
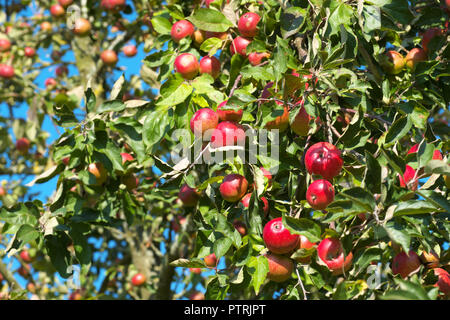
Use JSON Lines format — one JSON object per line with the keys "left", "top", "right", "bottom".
{"left": 0, "top": 0, "right": 449, "bottom": 300}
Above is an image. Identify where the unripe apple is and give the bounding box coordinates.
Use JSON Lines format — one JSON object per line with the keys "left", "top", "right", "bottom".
{"left": 294, "top": 235, "right": 316, "bottom": 264}
{"left": 40, "top": 21, "right": 52, "bottom": 32}
{"left": 434, "top": 268, "right": 450, "bottom": 296}
{"left": 189, "top": 291, "right": 205, "bottom": 300}
{"left": 238, "top": 12, "right": 261, "bottom": 38}
{"left": 248, "top": 52, "right": 270, "bottom": 66}
{"left": 304, "top": 142, "right": 343, "bottom": 180}
{"left": 265, "top": 253, "right": 294, "bottom": 282}
{"left": 100, "top": 50, "right": 118, "bottom": 66}
{"left": 0, "top": 38, "right": 11, "bottom": 52}
{"left": 199, "top": 56, "right": 221, "bottom": 79}
{"left": 204, "top": 253, "right": 217, "bottom": 268}
{"left": 422, "top": 28, "right": 444, "bottom": 53}
{"left": 131, "top": 273, "right": 146, "bottom": 286}
{"left": 174, "top": 53, "right": 199, "bottom": 80}
{"left": 230, "top": 36, "right": 252, "bottom": 57}
{"left": 233, "top": 220, "right": 247, "bottom": 236}
{"left": 50, "top": 4, "right": 65, "bottom": 18}
{"left": 306, "top": 179, "right": 335, "bottom": 210}
{"left": 420, "top": 250, "right": 440, "bottom": 268}
{"left": 178, "top": 184, "right": 200, "bottom": 207}
{"left": 20, "top": 250, "right": 32, "bottom": 263}
{"left": 58, "top": 0, "right": 73, "bottom": 7}
{"left": 190, "top": 107, "right": 219, "bottom": 136}
{"left": 263, "top": 217, "right": 299, "bottom": 255}
{"left": 15, "top": 138, "right": 30, "bottom": 154}
{"left": 101, "top": 0, "right": 126, "bottom": 11}
{"left": 264, "top": 106, "right": 290, "bottom": 132}
{"left": 392, "top": 250, "right": 421, "bottom": 278}
{"left": 122, "top": 44, "right": 137, "bottom": 57}
{"left": 210, "top": 121, "right": 246, "bottom": 148}
{"left": 88, "top": 162, "right": 108, "bottom": 185}
{"left": 219, "top": 174, "right": 248, "bottom": 202}
{"left": 399, "top": 165, "right": 418, "bottom": 190}
{"left": 290, "top": 105, "right": 310, "bottom": 136}
{"left": 381, "top": 50, "right": 405, "bottom": 75}
{"left": 73, "top": 18, "right": 91, "bottom": 36}
{"left": 317, "top": 238, "right": 353, "bottom": 275}
{"left": 0, "top": 64, "right": 14, "bottom": 79}
{"left": 171, "top": 20, "right": 195, "bottom": 43}
{"left": 240, "top": 193, "right": 269, "bottom": 215}
{"left": 217, "top": 100, "right": 243, "bottom": 122}
{"left": 24, "top": 47, "right": 36, "bottom": 57}
{"left": 405, "top": 48, "right": 427, "bottom": 71}
{"left": 122, "top": 173, "right": 138, "bottom": 191}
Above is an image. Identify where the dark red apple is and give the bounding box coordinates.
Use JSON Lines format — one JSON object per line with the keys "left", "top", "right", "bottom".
{"left": 263, "top": 217, "right": 299, "bottom": 255}
{"left": 304, "top": 142, "right": 343, "bottom": 181}
{"left": 15, "top": 138, "right": 30, "bottom": 154}
{"left": 101, "top": 0, "right": 126, "bottom": 11}
{"left": 174, "top": 53, "right": 199, "bottom": 80}
{"left": 306, "top": 179, "right": 335, "bottom": 210}
{"left": 178, "top": 184, "right": 200, "bottom": 207}
{"left": 392, "top": 250, "right": 421, "bottom": 278}
{"left": 20, "top": 250, "right": 32, "bottom": 263}
{"left": 238, "top": 12, "right": 261, "bottom": 38}
{"left": 219, "top": 174, "right": 248, "bottom": 202}
{"left": 317, "top": 238, "right": 353, "bottom": 275}
{"left": 233, "top": 220, "right": 247, "bottom": 236}
{"left": 422, "top": 28, "right": 444, "bottom": 53}
{"left": 56, "top": 65, "right": 68, "bottom": 77}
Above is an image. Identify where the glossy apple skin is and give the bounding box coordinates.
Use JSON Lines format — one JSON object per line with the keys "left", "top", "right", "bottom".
{"left": 0, "top": 64, "right": 14, "bottom": 79}
{"left": 178, "top": 184, "right": 200, "bottom": 207}
{"left": 0, "top": 38, "right": 11, "bottom": 52}
{"left": 50, "top": 4, "right": 65, "bottom": 17}
{"left": 290, "top": 104, "right": 310, "bottom": 136}
{"left": 405, "top": 48, "right": 427, "bottom": 70}
{"left": 263, "top": 217, "right": 299, "bottom": 255}
{"left": 73, "top": 18, "right": 91, "bottom": 36}
{"left": 204, "top": 253, "right": 217, "bottom": 268}
{"left": 399, "top": 165, "right": 418, "bottom": 190}
{"left": 190, "top": 108, "right": 219, "bottom": 136}
{"left": 238, "top": 12, "right": 261, "bottom": 38}
{"left": 306, "top": 179, "right": 335, "bottom": 210}
{"left": 171, "top": 20, "right": 195, "bottom": 42}
{"left": 382, "top": 50, "right": 405, "bottom": 75}
{"left": 317, "top": 238, "right": 353, "bottom": 275}
{"left": 248, "top": 52, "right": 270, "bottom": 66}
{"left": 122, "top": 45, "right": 137, "bottom": 57}
{"left": 15, "top": 138, "right": 30, "bottom": 153}
{"left": 434, "top": 268, "right": 450, "bottom": 296}
{"left": 210, "top": 121, "right": 246, "bottom": 148}
{"left": 294, "top": 235, "right": 316, "bottom": 264}
{"left": 240, "top": 193, "right": 269, "bottom": 215}
{"left": 422, "top": 28, "right": 444, "bottom": 53}
{"left": 260, "top": 167, "right": 272, "bottom": 183}
{"left": 264, "top": 106, "right": 290, "bottom": 132}
{"left": 305, "top": 142, "right": 343, "bottom": 181}
{"left": 230, "top": 36, "right": 252, "bottom": 57}
{"left": 265, "top": 253, "right": 294, "bottom": 282}
{"left": 41, "top": 21, "right": 52, "bottom": 32}
{"left": 24, "top": 47, "right": 36, "bottom": 57}
{"left": 45, "top": 78, "right": 57, "bottom": 87}
{"left": 100, "top": 50, "right": 118, "bottom": 66}
{"left": 131, "top": 273, "right": 146, "bottom": 286}
{"left": 120, "top": 152, "right": 134, "bottom": 164}
{"left": 174, "top": 53, "right": 199, "bottom": 80}
{"left": 219, "top": 174, "right": 248, "bottom": 202}
{"left": 217, "top": 100, "right": 243, "bottom": 122}
{"left": 88, "top": 162, "right": 108, "bottom": 185}
{"left": 392, "top": 250, "right": 421, "bottom": 278}
{"left": 199, "top": 56, "right": 221, "bottom": 79}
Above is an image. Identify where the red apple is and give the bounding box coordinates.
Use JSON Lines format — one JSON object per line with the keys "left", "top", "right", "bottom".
{"left": 240, "top": 193, "right": 269, "bottom": 215}
{"left": 189, "top": 268, "right": 202, "bottom": 274}
{"left": 45, "top": 77, "right": 57, "bottom": 87}
{"left": 263, "top": 217, "right": 299, "bottom": 255}
{"left": 120, "top": 152, "right": 134, "bottom": 164}
{"left": 20, "top": 250, "right": 32, "bottom": 263}
{"left": 306, "top": 179, "right": 335, "bottom": 210}
{"left": 230, "top": 36, "right": 252, "bottom": 57}
{"left": 26, "top": 282, "right": 36, "bottom": 293}
{"left": 420, "top": 251, "right": 440, "bottom": 268}
{"left": 210, "top": 121, "right": 246, "bottom": 148}
{"left": 69, "top": 290, "right": 83, "bottom": 300}
{"left": 18, "top": 264, "right": 31, "bottom": 277}
{"left": 131, "top": 273, "right": 146, "bottom": 286}
{"left": 265, "top": 253, "right": 294, "bottom": 282}
{"left": 248, "top": 52, "right": 270, "bottom": 66}
{"left": 204, "top": 31, "right": 229, "bottom": 41}
{"left": 204, "top": 253, "right": 217, "bottom": 268}
{"left": 0, "top": 64, "right": 14, "bottom": 79}
{"left": 190, "top": 107, "right": 218, "bottom": 136}
{"left": 233, "top": 220, "right": 247, "bottom": 236}
{"left": 407, "top": 144, "right": 442, "bottom": 160}
{"left": 56, "top": 65, "right": 68, "bottom": 77}
{"left": 260, "top": 167, "right": 273, "bottom": 184}
{"left": 317, "top": 238, "right": 353, "bottom": 275}
{"left": 238, "top": 12, "right": 261, "bottom": 38}
{"left": 62, "top": 157, "right": 70, "bottom": 166}
{"left": 216, "top": 100, "right": 243, "bottom": 122}
{"left": 199, "top": 56, "right": 221, "bottom": 79}
{"left": 422, "top": 28, "right": 444, "bottom": 53}
{"left": 178, "top": 184, "right": 200, "bottom": 207}
{"left": 0, "top": 187, "right": 6, "bottom": 196}
{"left": 73, "top": 18, "right": 91, "bottom": 36}
{"left": 189, "top": 291, "right": 205, "bottom": 300}
{"left": 219, "top": 174, "right": 248, "bottom": 202}
{"left": 171, "top": 215, "right": 186, "bottom": 233}
{"left": 88, "top": 162, "right": 108, "bottom": 185}
{"left": 15, "top": 138, "right": 30, "bottom": 154}
{"left": 0, "top": 38, "right": 11, "bottom": 52}
{"left": 405, "top": 48, "right": 427, "bottom": 70}
{"left": 40, "top": 21, "right": 52, "bottom": 32}
{"left": 50, "top": 4, "right": 65, "bottom": 18}
{"left": 101, "top": 0, "right": 126, "bottom": 11}
{"left": 174, "top": 53, "right": 199, "bottom": 80}
{"left": 399, "top": 165, "right": 418, "bottom": 190}
{"left": 290, "top": 105, "right": 310, "bottom": 136}
{"left": 434, "top": 268, "right": 450, "bottom": 296}
{"left": 24, "top": 47, "right": 36, "bottom": 57}
{"left": 392, "top": 250, "right": 421, "bottom": 278}
{"left": 264, "top": 106, "right": 290, "bottom": 132}
{"left": 122, "top": 44, "right": 137, "bottom": 57}
{"left": 294, "top": 235, "right": 316, "bottom": 264}
{"left": 381, "top": 50, "right": 405, "bottom": 75}
{"left": 171, "top": 20, "right": 195, "bottom": 43}
{"left": 304, "top": 142, "right": 343, "bottom": 180}
{"left": 58, "top": 0, "right": 73, "bottom": 7}
{"left": 100, "top": 50, "right": 118, "bottom": 66}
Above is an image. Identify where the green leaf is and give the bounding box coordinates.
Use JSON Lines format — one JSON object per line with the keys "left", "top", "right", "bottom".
{"left": 205, "top": 276, "right": 229, "bottom": 300}
{"left": 45, "top": 234, "right": 72, "bottom": 278}
{"left": 199, "top": 37, "right": 223, "bottom": 55}
{"left": 187, "top": 8, "right": 234, "bottom": 32}
{"left": 383, "top": 115, "right": 412, "bottom": 147}
{"left": 417, "top": 190, "right": 450, "bottom": 213}
{"left": 424, "top": 160, "right": 450, "bottom": 175}
{"left": 383, "top": 221, "right": 410, "bottom": 253}
{"left": 151, "top": 16, "right": 172, "bottom": 35}
{"left": 156, "top": 83, "right": 193, "bottom": 106}
{"left": 339, "top": 187, "right": 375, "bottom": 212}
{"left": 69, "top": 223, "right": 92, "bottom": 266}
{"left": 169, "top": 258, "right": 207, "bottom": 268}
{"left": 246, "top": 255, "right": 269, "bottom": 295}
{"left": 282, "top": 215, "right": 322, "bottom": 243}
{"left": 393, "top": 200, "right": 441, "bottom": 216}
{"left": 143, "top": 108, "right": 172, "bottom": 151}
{"left": 97, "top": 100, "right": 125, "bottom": 113}
{"left": 280, "top": 7, "right": 306, "bottom": 39}
{"left": 16, "top": 224, "right": 40, "bottom": 244}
